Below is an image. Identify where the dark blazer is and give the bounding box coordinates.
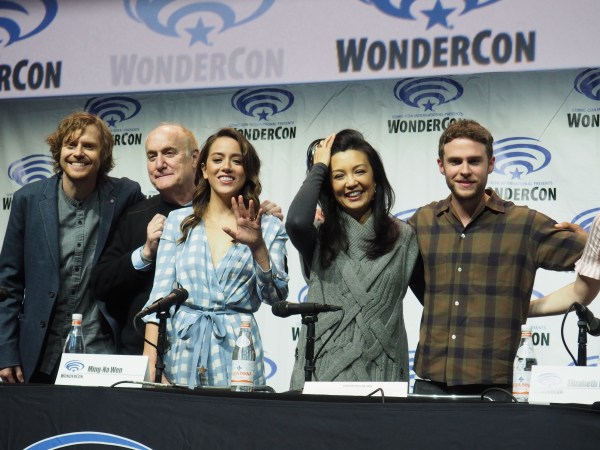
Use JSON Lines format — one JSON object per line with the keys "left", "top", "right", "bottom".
{"left": 92, "top": 195, "right": 181, "bottom": 354}
{"left": 0, "top": 174, "right": 143, "bottom": 381}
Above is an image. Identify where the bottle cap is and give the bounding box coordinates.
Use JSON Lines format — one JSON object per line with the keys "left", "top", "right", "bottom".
{"left": 72, "top": 313, "right": 83, "bottom": 322}
{"left": 241, "top": 315, "right": 252, "bottom": 326}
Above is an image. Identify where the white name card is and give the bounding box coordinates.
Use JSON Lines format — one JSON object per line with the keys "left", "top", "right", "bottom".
{"left": 302, "top": 381, "right": 408, "bottom": 397}
{"left": 528, "top": 365, "right": 600, "bottom": 405}
{"left": 55, "top": 353, "right": 149, "bottom": 388}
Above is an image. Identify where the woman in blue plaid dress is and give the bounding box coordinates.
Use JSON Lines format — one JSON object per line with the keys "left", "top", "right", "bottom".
{"left": 142, "top": 128, "right": 289, "bottom": 389}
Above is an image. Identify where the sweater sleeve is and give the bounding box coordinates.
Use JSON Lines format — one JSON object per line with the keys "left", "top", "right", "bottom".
{"left": 285, "top": 163, "right": 327, "bottom": 269}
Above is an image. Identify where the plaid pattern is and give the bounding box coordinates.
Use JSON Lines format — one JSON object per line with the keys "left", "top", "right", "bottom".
{"left": 143, "top": 207, "right": 288, "bottom": 388}
{"left": 409, "top": 190, "right": 585, "bottom": 386}
{"left": 575, "top": 214, "right": 600, "bottom": 280}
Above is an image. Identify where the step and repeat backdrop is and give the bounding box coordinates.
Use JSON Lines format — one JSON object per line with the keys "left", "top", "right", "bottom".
{"left": 1, "top": 0, "right": 600, "bottom": 393}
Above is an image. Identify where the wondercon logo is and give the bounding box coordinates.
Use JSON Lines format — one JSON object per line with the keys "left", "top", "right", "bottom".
{"left": 571, "top": 208, "right": 600, "bottom": 232}
{"left": 394, "top": 77, "right": 463, "bottom": 111}
{"left": 0, "top": 0, "right": 58, "bottom": 47}
{"left": 124, "top": 0, "right": 274, "bottom": 46}
{"left": 64, "top": 360, "right": 85, "bottom": 372}
{"left": 362, "top": 0, "right": 502, "bottom": 30}
{"left": 8, "top": 154, "right": 53, "bottom": 186}
{"left": 231, "top": 88, "right": 294, "bottom": 120}
{"left": 492, "top": 137, "right": 551, "bottom": 179}
{"left": 24, "top": 432, "right": 152, "bottom": 450}
{"left": 574, "top": 68, "right": 600, "bottom": 102}
{"left": 84, "top": 96, "right": 142, "bottom": 128}
{"left": 394, "top": 208, "right": 418, "bottom": 222}
{"left": 264, "top": 356, "right": 277, "bottom": 380}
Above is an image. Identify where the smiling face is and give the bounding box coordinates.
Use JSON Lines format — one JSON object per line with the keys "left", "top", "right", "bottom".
{"left": 438, "top": 137, "right": 495, "bottom": 207}
{"left": 201, "top": 136, "right": 247, "bottom": 201}
{"left": 146, "top": 125, "right": 198, "bottom": 204}
{"left": 59, "top": 124, "right": 102, "bottom": 186}
{"left": 330, "top": 149, "right": 375, "bottom": 223}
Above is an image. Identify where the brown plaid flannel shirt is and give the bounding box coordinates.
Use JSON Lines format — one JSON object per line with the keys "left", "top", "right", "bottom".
{"left": 409, "top": 189, "right": 586, "bottom": 386}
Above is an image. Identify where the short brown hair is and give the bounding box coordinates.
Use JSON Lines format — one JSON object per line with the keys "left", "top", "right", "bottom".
{"left": 438, "top": 119, "right": 494, "bottom": 160}
{"left": 46, "top": 111, "right": 115, "bottom": 177}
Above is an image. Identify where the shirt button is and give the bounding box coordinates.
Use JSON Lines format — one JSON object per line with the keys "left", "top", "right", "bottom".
{"left": 451, "top": 334, "right": 456, "bottom": 340}
{"left": 460, "top": 233, "right": 466, "bottom": 239}
{"left": 457, "top": 267, "right": 462, "bottom": 272}
{"left": 454, "top": 301, "right": 459, "bottom": 306}
{"left": 39, "top": 321, "right": 46, "bottom": 328}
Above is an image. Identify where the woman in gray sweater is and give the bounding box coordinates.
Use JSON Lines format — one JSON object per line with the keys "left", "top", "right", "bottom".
{"left": 285, "top": 129, "right": 418, "bottom": 390}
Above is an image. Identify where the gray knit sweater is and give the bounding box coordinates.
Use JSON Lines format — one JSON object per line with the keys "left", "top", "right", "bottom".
{"left": 286, "top": 164, "right": 418, "bottom": 390}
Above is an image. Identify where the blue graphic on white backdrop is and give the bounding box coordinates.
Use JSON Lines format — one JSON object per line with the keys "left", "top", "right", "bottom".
{"left": 571, "top": 208, "right": 600, "bottom": 232}
{"left": 574, "top": 68, "right": 600, "bottom": 102}
{"left": 124, "top": 0, "right": 274, "bottom": 46}
{"left": 394, "top": 208, "right": 418, "bottom": 222}
{"left": 492, "top": 137, "right": 551, "bottom": 179}
{"left": 84, "top": 96, "right": 142, "bottom": 128}
{"left": 297, "top": 285, "right": 308, "bottom": 304}
{"left": 264, "top": 356, "right": 277, "bottom": 379}
{"left": 8, "top": 154, "right": 53, "bottom": 186}
{"left": 394, "top": 77, "right": 463, "bottom": 111}
{"left": 24, "top": 432, "right": 153, "bottom": 450}
{"left": 231, "top": 88, "right": 294, "bottom": 120}
{"left": 362, "top": 0, "right": 501, "bottom": 30}
{"left": 64, "top": 359, "right": 85, "bottom": 372}
{"left": 0, "top": 0, "right": 57, "bottom": 47}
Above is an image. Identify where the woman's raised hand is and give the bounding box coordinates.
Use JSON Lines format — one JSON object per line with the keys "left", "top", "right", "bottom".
{"left": 222, "top": 195, "right": 264, "bottom": 250}
{"left": 312, "top": 133, "right": 336, "bottom": 168}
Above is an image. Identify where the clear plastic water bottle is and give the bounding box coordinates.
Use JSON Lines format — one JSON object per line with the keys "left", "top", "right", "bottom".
{"left": 512, "top": 324, "right": 537, "bottom": 402}
{"left": 63, "top": 313, "right": 85, "bottom": 354}
{"left": 231, "top": 316, "right": 255, "bottom": 392}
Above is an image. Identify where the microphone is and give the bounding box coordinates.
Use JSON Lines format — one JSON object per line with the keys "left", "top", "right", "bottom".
{"left": 136, "top": 287, "right": 189, "bottom": 318}
{"left": 271, "top": 301, "right": 342, "bottom": 318}
{"left": 573, "top": 302, "right": 600, "bottom": 336}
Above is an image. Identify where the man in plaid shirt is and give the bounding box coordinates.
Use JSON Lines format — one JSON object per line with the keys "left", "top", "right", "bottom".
{"left": 409, "top": 119, "right": 586, "bottom": 395}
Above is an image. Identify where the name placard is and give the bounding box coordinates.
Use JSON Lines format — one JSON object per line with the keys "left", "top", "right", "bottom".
{"left": 55, "top": 354, "right": 149, "bottom": 388}
{"left": 528, "top": 365, "right": 600, "bottom": 405}
{"left": 302, "top": 381, "right": 408, "bottom": 397}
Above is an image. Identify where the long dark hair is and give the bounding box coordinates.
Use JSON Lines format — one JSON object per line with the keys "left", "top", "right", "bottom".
{"left": 318, "top": 129, "right": 399, "bottom": 268}
{"left": 179, "top": 128, "right": 261, "bottom": 243}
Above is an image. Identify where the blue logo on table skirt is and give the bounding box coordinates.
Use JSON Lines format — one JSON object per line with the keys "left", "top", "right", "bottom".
{"left": 361, "top": 0, "right": 502, "bottom": 30}
{"left": 84, "top": 96, "right": 142, "bottom": 128}
{"left": 25, "top": 432, "right": 153, "bottom": 450}
{"left": 231, "top": 87, "right": 294, "bottom": 120}
{"left": 64, "top": 360, "right": 85, "bottom": 372}
{"left": 492, "top": 137, "right": 551, "bottom": 179}
{"left": 8, "top": 154, "right": 53, "bottom": 186}
{"left": 394, "top": 77, "right": 463, "bottom": 111}
{"left": 574, "top": 68, "right": 600, "bottom": 102}
{"left": 572, "top": 208, "right": 600, "bottom": 232}
{"left": 124, "top": 0, "right": 274, "bottom": 46}
{"left": 0, "top": 0, "right": 58, "bottom": 47}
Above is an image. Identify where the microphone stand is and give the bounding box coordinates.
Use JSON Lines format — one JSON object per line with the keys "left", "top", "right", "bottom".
{"left": 577, "top": 317, "right": 588, "bottom": 366}
{"left": 154, "top": 308, "right": 171, "bottom": 382}
{"left": 302, "top": 313, "right": 318, "bottom": 382}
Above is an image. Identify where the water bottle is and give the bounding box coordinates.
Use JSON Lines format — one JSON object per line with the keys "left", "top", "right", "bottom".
{"left": 512, "top": 324, "right": 537, "bottom": 402}
{"left": 231, "top": 316, "right": 256, "bottom": 392}
{"left": 63, "top": 313, "right": 85, "bottom": 354}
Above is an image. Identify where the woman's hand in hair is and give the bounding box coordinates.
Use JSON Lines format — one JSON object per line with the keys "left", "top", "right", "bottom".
{"left": 313, "top": 133, "right": 335, "bottom": 168}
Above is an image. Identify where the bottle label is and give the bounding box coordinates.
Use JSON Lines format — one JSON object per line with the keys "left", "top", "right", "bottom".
{"left": 231, "top": 360, "right": 255, "bottom": 386}
{"left": 512, "top": 370, "right": 532, "bottom": 402}
{"left": 235, "top": 334, "right": 251, "bottom": 348}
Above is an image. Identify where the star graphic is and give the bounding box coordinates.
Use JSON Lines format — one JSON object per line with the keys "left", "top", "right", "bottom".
{"left": 257, "top": 110, "right": 269, "bottom": 121}
{"left": 421, "top": 0, "right": 455, "bottom": 30}
{"left": 186, "top": 17, "right": 214, "bottom": 46}
{"left": 107, "top": 117, "right": 117, "bottom": 127}
{"left": 423, "top": 99, "right": 436, "bottom": 111}
{"left": 510, "top": 168, "right": 524, "bottom": 179}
